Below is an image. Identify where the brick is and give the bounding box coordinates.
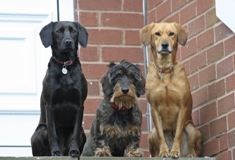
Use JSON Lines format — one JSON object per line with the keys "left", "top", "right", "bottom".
{"left": 139, "top": 99, "right": 148, "bottom": 114}
{"left": 192, "top": 109, "right": 200, "bottom": 126}
{"left": 101, "top": 47, "right": 143, "bottom": 63}
{"left": 165, "top": 12, "right": 180, "bottom": 24}
{"left": 219, "top": 133, "right": 228, "bottom": 152}
{"left": 148, "top": 9, "right": 156, "bottom": 24}
{"left": 181, "top": 38, "right": 197, "bottom": 60}
{"left": 148, "top": 0, "right": 162, "bottom": 10}
{"left": 207, "top": 42, "right": 224, "bottom": 64}
{"left": 202, "top": 138, "right": 219, "bottom": 157}
{"left": 196, "top": 0, "right": 214, "bottom": 15}
{"left": 215, "top": 23, "right": 233, "bottom": 42}
{"left": 156, "top": 0, "right": 171, "bottom": 21}
{"left": 123, "top": 0, "right": 142, "bottom": 12}
{"left": 200, "top": 101, "right": 217, "bottom": 124}
{"left": 79, "top": 46, "right": 99, "bottom": 61}
{"left": 83, "top": 63, "right": 109, "bottom": 79}
{"left": 84, "top": 98, "right": 103, "bottom": 113}
{"left": 210, "top": 117, "right": 227, "bottom": 137}
{"left": 218, "top": 93, "right": 234, "bottom": 115}
{"left": 188, "top": 73, "right": 199, "bottom": 91}
{"left": 141, "top": 116, "right": 147, "bottom": 131}
{"left": 224, "top": 35, "right": 235, "bottom": 55}
{"left": 199, "top": 64, "right": 216, "bottom": 86}
{"left": 87, "top": 29, "right": 122, "bottom": 44}
{"left": 228, "top": 110, "right": 235, "bottom": 130}
{"left": 83, "top": 115, "right": 95, "bottom": 130}
{"left": 172, "top": 0, "right": 187, "bottom": 11}
{"left": 217, "top": 56, "right": 233, "bottom": 78}
{"left": 198, "top": 124, "right": 210, "bottom": 142}
{"left": 101, "top": 13, "right": 143, "bottom": 28}
{"left": 188, "top": 16, "right": 205, "bottom": 37}
{"left": 79, "top": 12, "right": 98, "bottom": 27}
{"left": 217, "top": 150, "right": 232, "bottom": 160}
{"left": 228, "top": 130, "right": 235, "bottom": 148}
{"left": 208, "top": 79, "right": 225, "bottom": 100}
{"left": 183, "top": 60, "right": 190, "bottom": 75}
{"left": 139, "top": 133, "right": 148, "bottom": 148}
{"left": 125, "top": 30, "right": 142, "bottom": 45}
{"left": 87, "top": 80, "right": 100, "bottom": 96}
{"left": 179, "top": 2, "right": 196, "bottom": 24}
{"left": 226, "top": 73, "right": 235, "bottom": 92}
{"left": 197, "top": 28, "right": 214, "bottom": 51}
{"left": 205, "top": 8, "right": 220, "bottom": 28}
{"left": 192, "top": 87, "right": 208, "bottom": 107}
{"left": 190, "top": 50, "right": 207, "bottom": 73}
{"left": 79, "top": 0, "right": 121, "bottom": 11}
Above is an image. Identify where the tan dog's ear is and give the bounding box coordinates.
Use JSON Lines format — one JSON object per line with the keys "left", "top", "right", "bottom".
{"left": 139, "top": 22, "right": 155, "bottom": 46}
{"left": 174, "top": 23, "right": 188, "bottom": 46}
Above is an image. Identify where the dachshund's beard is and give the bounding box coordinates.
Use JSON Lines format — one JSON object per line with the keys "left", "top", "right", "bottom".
{"left": 110, "top": 84, "right": 138, "bottom": 109}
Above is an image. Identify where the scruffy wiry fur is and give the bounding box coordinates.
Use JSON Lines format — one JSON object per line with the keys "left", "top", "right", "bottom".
{"left": 82, "top": 60, "right": 145, "bottom": 157}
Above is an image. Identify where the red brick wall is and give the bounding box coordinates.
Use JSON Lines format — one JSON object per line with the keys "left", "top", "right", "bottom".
{"left": 75, "top": 0, "right": 149, "bottom": 156}
{"left": 76, "top": 0, "right": 235, "bottom": 159}
{"left": 148, "top": 0, "right": 235, "bottom": 159}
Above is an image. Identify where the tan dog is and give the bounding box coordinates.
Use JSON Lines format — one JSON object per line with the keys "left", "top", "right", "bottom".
{"left": 139, "top": 22, "right": 201, "bottom": 158}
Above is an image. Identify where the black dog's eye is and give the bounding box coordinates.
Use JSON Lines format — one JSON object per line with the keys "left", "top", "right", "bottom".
{"left": 116, "top": 73, "right": 122, "bottom": 78}
{"left": 169, "top": 32, "right": 174, "bottom": 36}
{"left": 129, "top": 75, "right": 134, "bottom": 79}
{"left": 56, "top": 30, "right": 62, "bottom": 34}
{"left": 71, "top": 30, "right": 77, "bottom": 33}
{"left": 155, "top": 32, "right": 161, "bottom": 36}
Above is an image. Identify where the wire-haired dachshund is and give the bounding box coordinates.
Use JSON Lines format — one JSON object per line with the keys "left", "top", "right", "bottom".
{"left": 82, "top": 60, "right": 145, "bottom": 157}
{"left": 31, "top": 21, "right": 88, "bottom": 157}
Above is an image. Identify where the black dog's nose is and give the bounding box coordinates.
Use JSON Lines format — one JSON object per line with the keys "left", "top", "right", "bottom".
{"left": 65, "top": 39, "right": 72, "bottom": 45}
{"left": 122, "top": 87, "right": 129, "bottom": 94}
{"left": 161, "top": 42, "right": 169, "bottom": 49}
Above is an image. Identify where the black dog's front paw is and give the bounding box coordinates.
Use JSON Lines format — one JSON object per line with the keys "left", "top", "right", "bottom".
{"left": 51, "top": 149, "right": 63, "bottom": 156}
{"left": 69, "top": 149, "right": 80, "bottom": 157}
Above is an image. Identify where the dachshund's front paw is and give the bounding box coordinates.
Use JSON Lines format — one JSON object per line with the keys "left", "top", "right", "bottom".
{"left": 125, "top": 148, "right": 143, "bottom": 157}
{"left": 95, "top": 147, "right": 112, "bottom": 157}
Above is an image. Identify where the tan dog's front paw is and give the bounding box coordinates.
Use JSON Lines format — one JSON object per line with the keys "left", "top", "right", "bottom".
{"left": 95, "top": 147, "right": 112, "bottom": 157}
{"left": 170, "top": 150, "right": 180, "bottom": 158}
{"left": 125, "top": 148, "right": 143, "bottom": 157}
{"left": 159, "top": 150, "right": 170, "bottom": 157}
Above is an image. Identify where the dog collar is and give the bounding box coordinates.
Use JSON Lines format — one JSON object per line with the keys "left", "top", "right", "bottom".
{"left": 153, "top": 63, "right": 174, "bottom": 81}
{"left": 111, "top": 103, "right": 128, "bottom": 111}
{"left": 53, "top": 57, "right": 76, "bottom": 74}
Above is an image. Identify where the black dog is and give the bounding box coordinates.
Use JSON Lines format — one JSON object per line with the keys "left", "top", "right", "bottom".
{"left": 82, "top": 60, "right": 145, "bottom": 157}
{"left": 31, "top": 21, "right": 88, "bottom": 157}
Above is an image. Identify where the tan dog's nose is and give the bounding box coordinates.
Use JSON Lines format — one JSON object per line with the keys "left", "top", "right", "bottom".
{"left": 161, "top": 42, "right": 169, "bottom": 49}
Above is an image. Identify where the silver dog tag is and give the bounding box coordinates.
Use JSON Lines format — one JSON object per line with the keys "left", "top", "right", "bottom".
{"left": 62, "top": 68, "right": 68, "bottom": 74}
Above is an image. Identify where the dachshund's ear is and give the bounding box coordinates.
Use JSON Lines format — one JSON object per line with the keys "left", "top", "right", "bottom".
{"left": 135, "top": 69, "right": 146, "bottom": 97}
{"left": 174, "top": 23, "right": 188, "bottom": 46}
{"left": 39, "top": 22, "right": 53, "bottom": 48}
{"left": 100, "top": 73, "right": 113, "bottom": 97}
{"left": 139, "top": 22, "right": 155, "bottom": 46}
{"left": 74, "top": 22, "right": 88, "bottom": 48}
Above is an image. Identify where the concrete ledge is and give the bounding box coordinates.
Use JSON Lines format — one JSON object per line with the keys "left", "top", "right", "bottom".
{"left": 0, "top": 157, "right": 217, "bottom": 160}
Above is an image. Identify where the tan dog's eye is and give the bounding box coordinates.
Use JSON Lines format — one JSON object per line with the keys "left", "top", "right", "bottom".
{"left": 169, "top": 32, "right": 174, "bottom": 36}
{"left": 155, "top": 32, "right": 161, "bottom": 36}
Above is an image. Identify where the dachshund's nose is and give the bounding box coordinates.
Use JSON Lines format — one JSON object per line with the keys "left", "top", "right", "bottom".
{"left": 122, "top": 87, "right": 129, "bottom": 94}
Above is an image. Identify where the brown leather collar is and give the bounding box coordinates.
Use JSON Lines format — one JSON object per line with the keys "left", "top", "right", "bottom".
{"left": 153, "top": 63, "right": 174, "bottom": 73}
{"left": 53, "top": 57, "right": 76, "bottom": 66}
{"left": 111, "top": 103, "right": 128, "bottom": 111}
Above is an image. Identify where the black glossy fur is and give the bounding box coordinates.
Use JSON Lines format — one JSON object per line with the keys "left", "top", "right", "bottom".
{"left": 31, "top": 21, "right": 88, "bottom": 157}
{"left": 82, "top": 61, "right": 145, "bottom": 157}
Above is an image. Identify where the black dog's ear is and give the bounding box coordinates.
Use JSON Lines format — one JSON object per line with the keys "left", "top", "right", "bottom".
{"left": 74, "top": 22, "right": 88, "bottom": 48}
{"left": 39, "top": 22, "right": 53, "bottom": 48}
